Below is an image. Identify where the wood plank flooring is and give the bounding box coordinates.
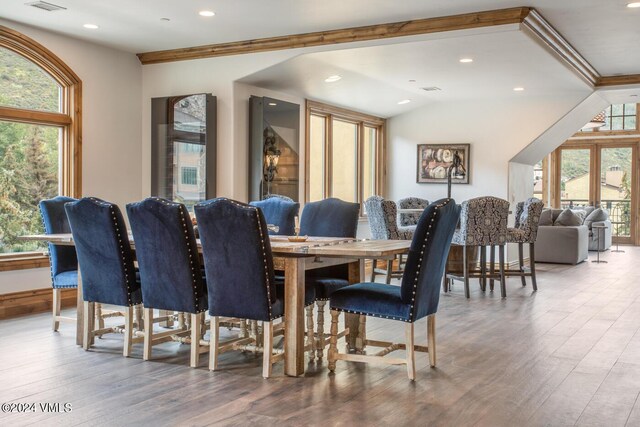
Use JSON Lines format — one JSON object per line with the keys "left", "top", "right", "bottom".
{"left": 2, "top": 247, "right": 640, "bottom": 426}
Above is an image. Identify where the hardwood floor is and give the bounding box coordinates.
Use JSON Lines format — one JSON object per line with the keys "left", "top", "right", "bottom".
{"left": 2, "top": 247, "right": 640, "bottom": 426}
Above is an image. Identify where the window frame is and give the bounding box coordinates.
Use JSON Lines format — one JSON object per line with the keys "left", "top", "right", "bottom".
{"left": 305, "top": 100, "right": 385, "bottom": 214}
{"left": 0, "top": 25, "right": 82, "bottom": 271}
{"left": 575, "top": 103, "right": 639, "bottom": 136}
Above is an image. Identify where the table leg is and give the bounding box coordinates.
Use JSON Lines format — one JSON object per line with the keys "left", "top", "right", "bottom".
{"left": 284, "top": 257, "right": 305, "bottom": 377}
{"left": 76, "top": 266, "right": 84, "bottom": 346}
{"left": 345, "top": 260, "right": 365, "bottom": 353}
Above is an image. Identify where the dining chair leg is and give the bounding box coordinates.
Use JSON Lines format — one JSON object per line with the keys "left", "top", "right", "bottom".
{"left": 190, "top": 313, "right": 202, "bottom": 368}
{"left": 480, "top": 246, "right": 487, "bottom": 292}
{"left": 316, "top": 300, "right": 326, "bottom": 359}
{"left": 178, "top": 312, "right": 185, "bottom": 329}
{"left": 82, "top": 301, "right": 91, "bottom": 350}
{"left": 530, "top": 242, "right": 538, "bottom": 292}
{"left": 518, "top": 242, "right": 527, "bottom": 287}
{"left": 463, "top": 245, "right": 470, "bottom": 299}
{"left": 52, "top": 288, "right": 61, "bottom": 331}
{"left": 262, "top": 321, "right": 273, "bottom": 379}
{"left": 405, "top": 322, "right": 416, "bottom": 381}
{"left": 328, "top": 310, "right": 340, "bottom": 372}
{"left": 356, "top": 315, "right": 367, "bottom": 353}
{"left": 209, "top": 316, "right": 220, "bottom": 371}
{"left": 143, "top": 308, "right": 153, "bottom": 361}
{"left": 385, "top": 260, "right": 393, "bottom": 284}
{"left": 305, "top": 305, "right": 315, "bottom": 359}
{"left": 489, "top": 245, "right": 495, "bottom": 291}
{"left": 123, "top": 306, "right": 133, "bottom": 357}
{"left": 135, "top": 305, "right": 144, "bottom": 331}
{"left": 499, "top": 245, "right": 507, "bottom": 298}
{"left": 95, "top": 303, "right": 104, "bottom": 332}
{"left": 427, "top": 314, "right": 436, "bottom": 367}
{"left": 370, "top": 259, "right": 377, "bottom": 282}
{"left": 159, "top": 309, "right": 172, "bottom": 328}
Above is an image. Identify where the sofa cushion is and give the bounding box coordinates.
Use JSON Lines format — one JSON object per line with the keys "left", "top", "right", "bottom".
{"left": 554, "top": 209, "right": 583, "bottom": 227}
{"left": 584, "top": 208, "right": 609, "bottom": 228}
{"left": 539, "top": 209, "right": 553, "bottom": 226}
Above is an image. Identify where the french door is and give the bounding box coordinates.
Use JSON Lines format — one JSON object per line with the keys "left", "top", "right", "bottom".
{"left": 555, "top": 142, "right": 637, "bottom": 244}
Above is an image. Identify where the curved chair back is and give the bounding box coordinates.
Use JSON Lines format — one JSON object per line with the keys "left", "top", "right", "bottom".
{"left": 127, "top": 197, "right": 206, "bottom": 314}
{"left": 264, "top": 194, "right": 294, "bottom": 202}
{"left": 400, "top": 198, "right": 460, "bottom": 321}
{"left": 250, "top": 198, "right": 300, "bottom": 235}
{"left": 299, "top": 198, "right": 359, "bottom": 238}
{"left": 514, "top": 197, "right": 544, "bottom": 243}
{"left": 398, "top": 197, "right": 429, "bottom": 227}
{"left": 455, "top": 196, "right": 510, "bottom": 246}
{"left": 195, "top": 198, "right": 279, "bottom": 321}
{"left": 65, "top": 198, "right": 140, "bottom": 306}
{"left": 365, "top": 196, "right": 404, "bottom": 240}
{"left": 39, "top": 196, "right": 78, "bottom": 287}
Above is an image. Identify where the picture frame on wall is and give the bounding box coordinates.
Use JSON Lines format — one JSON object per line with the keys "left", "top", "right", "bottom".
{"left": 416, "top": 143, "right": 470, "bottom": 184}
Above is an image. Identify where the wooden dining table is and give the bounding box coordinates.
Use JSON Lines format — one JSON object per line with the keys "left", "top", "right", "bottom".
{"left": 20, "top": 233, "right": 411, "bottom": 376}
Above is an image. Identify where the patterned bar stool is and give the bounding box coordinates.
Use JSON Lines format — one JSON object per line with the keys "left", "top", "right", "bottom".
{"left": 505, "top": 197, "right": 544, "bottom": 291}
{"left": 65, "top": 198, "right": 143, "bottom": 356}
{"left": 398, "top": 197, "right": 429, "bottom": 227}
{"left": 365, "top": 196, "right": 415, "bottom": 284}
{"left": 127, "top": 197, "right": 209, "bottom": 368}
{"left": 447, "top": 197, "right": 510, "bottom": 298}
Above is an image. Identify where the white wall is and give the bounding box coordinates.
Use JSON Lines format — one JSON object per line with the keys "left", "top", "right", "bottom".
{"left": 0, "top": 20, "right": 142, "bottom": 293}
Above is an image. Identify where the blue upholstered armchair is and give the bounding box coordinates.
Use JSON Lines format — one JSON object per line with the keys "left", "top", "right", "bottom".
{"left": 127, "top": 197, "right": 208, "bottom": 368}
{"left": 506, "top": 197, "right": 544, "bottom": 291}
{"left": 195, "top": 198, "right": 284, "bottom": 377}
{"left": 328, "top": 198, "right": 460, "bottom": 380}
{"left": 39, "top": 196, "right": 78, "bottom": 331}
{"left": 249, "top": 197, "right": 300, "bottom": 236}
{"left": 299, "top": 197, "right": 360, "bottom": 359}
{"left": 65, "top": 198, "right": 143, "bottom": 356}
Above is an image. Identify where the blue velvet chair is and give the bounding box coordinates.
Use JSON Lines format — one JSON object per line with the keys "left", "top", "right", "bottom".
{"left": 39, "top": 196, "right": 78, "bottom": 331}
{"left": 127, "top": 197, "right": 208, "bottom": 368}
{"left": 299, "top": 197, "right": 360, "bottom": 359}
{"left": 65, "top": 198, "right": 143, "bottom": 356}
{"left": 249, "top": 197, "right": 300, "bottom": 236}
{"left": 195, "top": 198, "right": 285, "bottom": 378}
{"left": 328, "top": 198, "right": 460, "bottom": 380}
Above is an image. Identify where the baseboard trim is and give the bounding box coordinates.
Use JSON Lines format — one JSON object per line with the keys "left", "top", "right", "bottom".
{"left": 0, "top": 288, "right": 77, "bottom": 320}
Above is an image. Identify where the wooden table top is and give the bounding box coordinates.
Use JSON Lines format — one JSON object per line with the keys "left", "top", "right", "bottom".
{"left": 20, "top": 234, "right": 411, "bottom": 258}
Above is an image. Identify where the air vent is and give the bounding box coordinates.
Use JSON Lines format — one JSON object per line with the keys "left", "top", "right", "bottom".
{"left": 26, "top": 1, "right": 67, "bottom": 12}
{"left": 420, "top": 87, "right": 442, "bottom": 92}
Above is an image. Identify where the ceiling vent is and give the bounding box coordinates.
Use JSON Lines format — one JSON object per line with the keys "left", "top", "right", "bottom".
{"left": 420, "top": 87, "right": 442, "bottom": 92}
{"left": 26, "top": 1, "right": 67, "bottom": 12}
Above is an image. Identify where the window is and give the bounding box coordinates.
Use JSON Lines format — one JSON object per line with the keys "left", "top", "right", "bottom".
{"left": 580, "top": 103, "right": 638, "bottom": 132}
{"left": 306, "top": 100, "right": 385, "bottom": 211}
{"left": 181, "top": 167, "right": 198, "bottom": 185}
{"left": 0, "top": 26, "right": 81, "bottom": 271}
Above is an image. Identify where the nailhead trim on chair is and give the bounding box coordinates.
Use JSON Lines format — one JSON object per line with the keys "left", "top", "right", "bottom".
{"left": 332, "top": 199, "right": 452, "bottom": 324}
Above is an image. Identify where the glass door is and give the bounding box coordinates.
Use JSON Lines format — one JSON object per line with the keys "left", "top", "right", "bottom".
{"left": 559, "top": 147, "right": 594, "bottom": 208}
{"left": 597, "top": 145, "right": 636, "bottom": 244}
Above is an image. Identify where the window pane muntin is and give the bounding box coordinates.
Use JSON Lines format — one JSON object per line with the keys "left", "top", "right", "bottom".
{"left": 0, "top": 46, "right": 62, "bottom": 113}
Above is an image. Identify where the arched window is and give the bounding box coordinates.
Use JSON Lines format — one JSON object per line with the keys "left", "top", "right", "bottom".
{"left": 0, "top": 25, "right": 81, "bottom": 271}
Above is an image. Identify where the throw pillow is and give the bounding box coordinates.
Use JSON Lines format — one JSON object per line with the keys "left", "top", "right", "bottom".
{"left": 554, "top": 209, "right": 583, "bottom": 227}
{"left": 539, "top": 209, "right": 553, "bottom": 226}
{"left": 570, "top": 209, "right": 587, "bottom": 224}
{"left": 584, "top": 208, "right": 608, "bottom": 228}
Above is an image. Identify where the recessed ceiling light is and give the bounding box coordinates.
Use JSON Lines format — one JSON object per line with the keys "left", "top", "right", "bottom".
{"left": 199, "top": 10, "right": 215, "bottom": 17}
{"left": 83, "top": 23, "right": 98, "bottom": 29}
{"left": 268, "top": 102, "right": 277, "bottom": 106}
{"left": 513, "top": 87, "right": 525, "bottom": 91}
{"left": 397, "top": 99, "right": 411, "bottom": 105}
{"left": 627, "top": 2, "right": 640, "bottom": 8}
{"left": 459, "top": 58, "right": 473, "bottom": 63}
{"left": 325, "top": 75, "right": 342, "bottom": 83}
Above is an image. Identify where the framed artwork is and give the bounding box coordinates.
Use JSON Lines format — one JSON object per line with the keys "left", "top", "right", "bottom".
{"left": 416, "top": 144, "right": 470, "bottom": 184}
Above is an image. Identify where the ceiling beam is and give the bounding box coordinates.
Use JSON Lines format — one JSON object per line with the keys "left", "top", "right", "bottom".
{"left": 596, "top": 74, "right": 640, "bottom": 87}
{"left": 137, "top": 7, "right": 530, "bottom": 65}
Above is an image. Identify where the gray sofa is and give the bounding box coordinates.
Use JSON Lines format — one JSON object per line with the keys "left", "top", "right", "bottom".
{"left": 534, "top": 207, "right": 611, "bottom": 264}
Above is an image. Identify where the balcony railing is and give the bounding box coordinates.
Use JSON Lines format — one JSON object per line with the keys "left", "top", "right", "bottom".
{"left": 560, "top": 199, "right": 631, "bottom": 237}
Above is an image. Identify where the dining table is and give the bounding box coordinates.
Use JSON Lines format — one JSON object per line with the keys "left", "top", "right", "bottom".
{"left": 20, "top": 233, "right": 412, "bottom": 377}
